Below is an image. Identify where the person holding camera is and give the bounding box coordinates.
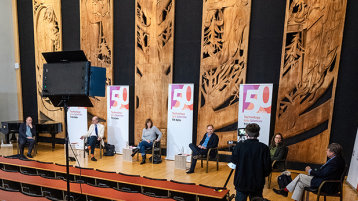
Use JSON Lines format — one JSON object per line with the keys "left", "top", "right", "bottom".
{"left": 231, "top": 123, "right": 272, "bottom": 201}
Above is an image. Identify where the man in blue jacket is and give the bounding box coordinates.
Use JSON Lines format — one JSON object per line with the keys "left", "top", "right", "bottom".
{"left": 186, "top": 124, "right": 219, "bottom": 174}
{"left": 18, "top": 116, "right": 36, "bottom": 158}
{"left": 274, "top": 143, "right": 345, "bottom": 201}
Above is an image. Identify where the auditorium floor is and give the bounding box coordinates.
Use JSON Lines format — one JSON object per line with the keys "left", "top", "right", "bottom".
{"left": 0, "top": 142, "right": 357, "bottom": 201}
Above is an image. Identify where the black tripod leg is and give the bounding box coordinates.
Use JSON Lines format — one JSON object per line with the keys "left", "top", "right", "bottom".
{"left": 224, "top": 169, "right": 234, "bottom": 188}
{"left": 10, "top": 133, "right": 17, "bottom": 142}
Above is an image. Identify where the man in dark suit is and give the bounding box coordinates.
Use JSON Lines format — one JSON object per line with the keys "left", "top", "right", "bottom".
{"left": 231, "top": 123, "right": 272, "bottom": 201}
{"left": 274, "top": 143, "right": 346, "bottom": 201}
{"left": 186, "top": 124, "right": 219, "bottom": 174}
{"left": 18, "top": 116, "right": 36, "bottom": 158}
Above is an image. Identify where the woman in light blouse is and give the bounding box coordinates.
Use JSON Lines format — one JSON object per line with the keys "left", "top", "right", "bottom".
{"left": 132, "top": 118, "right": 162, "bottom": 164}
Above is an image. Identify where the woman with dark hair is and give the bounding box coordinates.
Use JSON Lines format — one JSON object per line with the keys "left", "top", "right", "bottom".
{"left": 269, "top": 133, "right": 288, "bottom": 167}
{"left": 131, "top": 118, "right": 162, "bottom": 164}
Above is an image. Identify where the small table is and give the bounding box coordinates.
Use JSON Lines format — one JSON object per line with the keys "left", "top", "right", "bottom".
{"left": 123, "top": 147, "right": 134, "bottom": 162}
{"left": 175, "top": 154, "right": 189, "bottom": 170}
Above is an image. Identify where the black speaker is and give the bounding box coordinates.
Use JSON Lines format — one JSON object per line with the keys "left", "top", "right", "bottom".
{"left": 42, "top": 61, "right": 90, "bottom": 96}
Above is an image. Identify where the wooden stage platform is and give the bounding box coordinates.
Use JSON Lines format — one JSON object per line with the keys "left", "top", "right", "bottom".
{"left": 0, "top": 142, "right": 357, "bottom": 201}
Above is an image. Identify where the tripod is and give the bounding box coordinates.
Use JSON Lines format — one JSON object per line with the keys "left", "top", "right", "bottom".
{"left": 57, "top": 97, "right": 71, "bottom": 200}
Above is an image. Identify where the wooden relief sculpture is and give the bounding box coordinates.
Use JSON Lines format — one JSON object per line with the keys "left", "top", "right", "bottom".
{"left": 135, "top": 0, "right": 175, "bottom": 145}
{"left": 197, "top": 0, "right": 251, "bottom": 147}
{"left": 275, "top": 0, "right": 347, "bottom": 164}
{"left": 33, "top": 0, "right": 64, "bottom": 137}
{"left": 80, "top": 0, "right": 113, "bottom": 127}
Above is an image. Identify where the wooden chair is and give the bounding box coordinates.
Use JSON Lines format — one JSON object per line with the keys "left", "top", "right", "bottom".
{"left": 303, "top": 166, "right": 347, "bottom": 201}
{"left": 197, "top": 147, "right": 219, "bottom": 173}
{"left": 136, "top": 140, "right": 161, "bottom": 164}
{"left": 83, "top": 136, "right": 105, "bottom": 159}
{"left": 17, "top": 137, "right": 38, "bottom": 157}
{"left": 268, "top": 147, "right": 289, "bottom": 188}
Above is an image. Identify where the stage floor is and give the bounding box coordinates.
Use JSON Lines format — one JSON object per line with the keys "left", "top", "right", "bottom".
{"left": 0, "top": 142, "right": 357, "bottom": 201}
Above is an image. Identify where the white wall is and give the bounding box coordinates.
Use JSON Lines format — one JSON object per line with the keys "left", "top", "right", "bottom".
{"left": 0, "top": 0, "right": 19, "bottom": 131}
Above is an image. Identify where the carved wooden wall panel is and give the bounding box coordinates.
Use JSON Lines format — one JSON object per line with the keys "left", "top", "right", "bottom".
{"left": 33, "top": 0, "right": 64, "bottom": 138}
{"left": 80, "top": 0, "right": 113, "bottom": 130}
{"left": 197, "top": 0, "right": 251, "bottom": 147}
{"left": 134, "top": 0, "right": 175, "bottom": 144}
{"left": 275, "top": 0, "right": 347, "bottom": 164}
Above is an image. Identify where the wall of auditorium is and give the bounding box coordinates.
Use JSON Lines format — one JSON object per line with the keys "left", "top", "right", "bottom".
{"left": 0, "top": 0, "right": 19, "bottom": 138}
{"left": 16, "top": 0, "right": 358, "bottom": 167}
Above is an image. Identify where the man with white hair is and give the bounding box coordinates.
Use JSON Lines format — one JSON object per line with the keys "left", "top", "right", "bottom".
{"left": 81, "top": 116, "right": 104, "bottom": 161}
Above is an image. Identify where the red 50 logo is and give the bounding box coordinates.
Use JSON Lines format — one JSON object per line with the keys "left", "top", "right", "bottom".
{"left": 171, "top": 85, "right": 193, "bottom": 111}
{"left": 243, "top": 85, "right": 271, "bottom": 113}
{"left": 111, "top": 87, "right": 129, "bottom": 110}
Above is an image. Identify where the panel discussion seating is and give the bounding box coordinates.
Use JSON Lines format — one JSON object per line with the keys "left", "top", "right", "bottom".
{"left": 0, "top": 156, "right": 229, "bottom": 201}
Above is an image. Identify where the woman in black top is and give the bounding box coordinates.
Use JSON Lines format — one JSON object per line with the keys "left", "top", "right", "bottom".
{"left": 269, "top": 133, "right": 288, "bottom": 169}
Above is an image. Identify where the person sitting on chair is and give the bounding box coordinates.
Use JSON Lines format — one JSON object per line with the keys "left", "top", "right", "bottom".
{"left": 269, "top": 133, "right": 288, "bottom": 169}
{"left": 274, "top": 143, "right": 346, "bottom": 201}
{"left": 186, "top": 124, "right": 219, "bottom": 174}
{"left": 80, "top": 116, "right": 104, "bottom": 161}
{"left": 131, "top": 118, "right": 162, "bottom": 164}
{"left": 18, "top": 116, "right": 36, "bottom": 159}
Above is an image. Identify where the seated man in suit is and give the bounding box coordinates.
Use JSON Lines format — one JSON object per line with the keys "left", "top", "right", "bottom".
{"left": 81, "top": 116, "right": 104, "bottom": 161}
{"left": 186, "top": 124, "right": 219, "bottom": 174}
{"left": 274, "top": 143, "right": 345, "bottom": 201}
{"left": 18, "top": 116, "right": 36, "bottom": 159}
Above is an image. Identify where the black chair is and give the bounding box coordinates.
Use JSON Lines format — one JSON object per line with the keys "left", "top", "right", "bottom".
{"left": 38, "top": 170, "right": 56, "bottom": 179}
{"left": 268, "top": 147, "right": 289, "bottom": 188}
{"left": 56, "top": 172, "right": 75, "bottom": 182}
{"left": 96, "top": 179, "right": 117, "bottom": 188}
{"left": 17, "top": 137, "right": 38, "bottom": 157}
{"left": 64, "top": 193, "right": 86, "bottom": 201}
{"left": 36, "top": 160, "right": 53, "bottom": 164}
{"left": 75, "top": 177, "right": 95, "bottom": 186}
{"left": 199, "top": 184, "right": 226, "bottom": 191}
{"left": 142, "top": 185, "right": 169, "bottom": 197}
{"left": 2, "top": 180, "right": 21, "bottom": 192}
{"left": 169, "top": 180, "right": 197, "bottom": 201}
{"left": 19, "top": 167, "right": 38, "bottom": 176}
{"left": 0, "top": 185, "right": 19, "bottom": 192}
{"left": 115, "top": 183, "right": 141, "bottom": 193}
{"left": 21, "top": 191, "right": 44, "bottom": 198}
{"left": 42, "top": 187, "right": 64, "bottom": 201}
{"left": 136, "top": 139, "right": 162, "bottom": 164}
{"left": 1, "top": 164, "right": 20, "bottom": 172}
{"left": 143, "top": 176, "right": 167, "bottom": 181}
{"left": 170, "top": 180, "right": 195, "bottom": 185}
{"left": 83, "top": 136, "right": 106, "bottom": 159}
{"left": 303, "top": 166, "right": 347, "bottom": 201}
{"left": 197, "top": 147, "right": 219, "bottom": 173}
{"left": 170, "top": 191, "right": 196, "bottom": 201}
{"left": 142, "top": 192, "right": 170, "bottom": 199}
{"left": 74, "top": 166, "right": 95, "bottom": 185}
{"left": 118, "top": 172, "right": 141, "bottom": 177}
{"left": 96, "top": 169, "right": 116, "bottom": 173}
{"left": 142, "top": 177, "right": 169, "bottom": 197}
{"left": 21, "top": 183, "right": 42, "bottom": 196}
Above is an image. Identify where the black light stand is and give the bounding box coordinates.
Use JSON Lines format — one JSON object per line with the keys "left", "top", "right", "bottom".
{"left": 41, "top": 50, "right": 105, "bottom": 201}
{"left": 48, "top": 95, "right": 93, "bottom": 201}
{"left": 62, "top": 97, "right": 71, "bottom": 201}
{"left": 223, "top": 168, "right": 234, "bottom": 188}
